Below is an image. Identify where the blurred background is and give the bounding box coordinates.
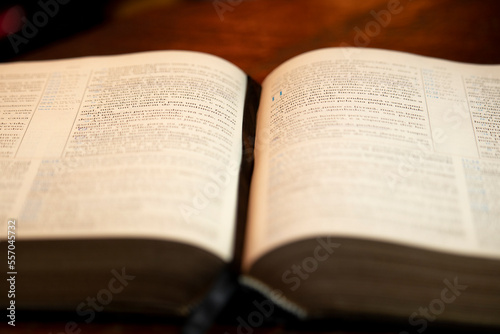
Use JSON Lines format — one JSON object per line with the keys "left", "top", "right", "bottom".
{"left": 1, "top": 0, "right": 500, "bottom": 83}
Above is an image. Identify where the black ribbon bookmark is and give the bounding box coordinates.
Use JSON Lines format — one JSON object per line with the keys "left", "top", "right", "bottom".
{"left": 182, "top": 267, "right": 239, "bottom": 334}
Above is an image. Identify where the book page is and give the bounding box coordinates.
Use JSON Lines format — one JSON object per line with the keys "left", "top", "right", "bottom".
{"left": 244, "top": 48, "right": 500, "bottom": 268}
{"left": 0, "top": 51, "right": 247, "bottom": 261}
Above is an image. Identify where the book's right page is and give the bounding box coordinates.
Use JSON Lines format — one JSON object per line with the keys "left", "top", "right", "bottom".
{"left": 244, "top": 47, "right": 500, "bottom": 269}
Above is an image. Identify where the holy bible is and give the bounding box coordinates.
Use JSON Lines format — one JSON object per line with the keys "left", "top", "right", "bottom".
{"left": 0, "top": 47, "right": 499, "bottom": 328}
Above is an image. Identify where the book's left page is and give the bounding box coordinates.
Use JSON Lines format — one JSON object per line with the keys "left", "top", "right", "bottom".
{"left": 0, "top": 50, "right": 247, "bottom": 261}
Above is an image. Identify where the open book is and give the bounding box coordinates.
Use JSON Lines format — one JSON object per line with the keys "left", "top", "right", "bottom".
{"left": 1, "top": 48, "right": 499, "bottom": 328}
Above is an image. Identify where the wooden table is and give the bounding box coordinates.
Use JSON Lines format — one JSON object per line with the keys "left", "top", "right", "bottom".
{"left": 2, "top": 0, "right": 500, "bottom": 333}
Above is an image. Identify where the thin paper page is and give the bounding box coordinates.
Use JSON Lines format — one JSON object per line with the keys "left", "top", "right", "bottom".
{"left": 244, "top": 48, "right": 500, "bottom": 269}
{"left": 0, "top": 51, "right": 247, "bottom": 261}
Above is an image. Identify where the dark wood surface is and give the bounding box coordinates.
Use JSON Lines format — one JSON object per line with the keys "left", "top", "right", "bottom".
{"left": 2, "top": 0, "right": 500, "bottom": 333}
{"left": 9, "top": 0, "right": 500, "bottom": 83}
